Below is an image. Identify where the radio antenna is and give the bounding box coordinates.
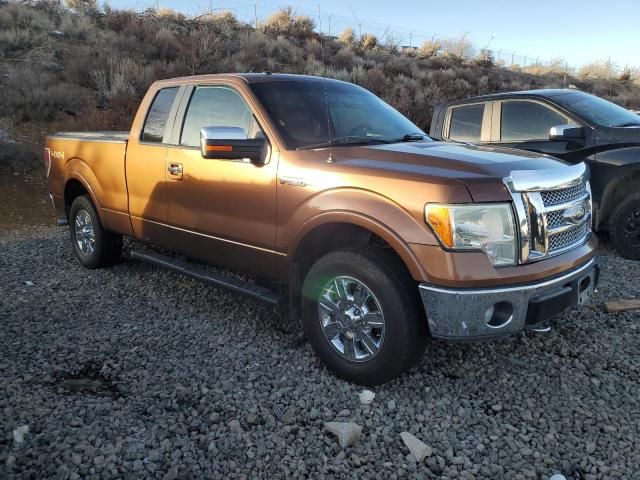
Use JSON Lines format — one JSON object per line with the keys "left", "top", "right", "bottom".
{"left": 318, "top": 6, "right": 334, "bottom": 163}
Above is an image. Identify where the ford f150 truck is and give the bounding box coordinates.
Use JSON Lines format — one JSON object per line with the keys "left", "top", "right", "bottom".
{"left": 46, "top": 74, "right": 598, "bottom": 385}
{"left": 430, "top": 89, "right": 640, "bottom": 259}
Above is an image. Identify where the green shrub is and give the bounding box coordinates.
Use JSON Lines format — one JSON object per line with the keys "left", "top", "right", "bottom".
{"left": 0, "top": 139, "right": 40, "bottom": 173}
{"left": 0, "top": 66, "right": 87, "bottom": 121}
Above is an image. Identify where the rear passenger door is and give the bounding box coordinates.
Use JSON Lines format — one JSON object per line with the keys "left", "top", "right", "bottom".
{"left": 493, "top": 99, "right": 579, "bottom": 155}
{"left": 126, "top": 85, "right": 182, "bottom": 242}
{"left": 444, "top": 102, "right": 491, "bottom": 143}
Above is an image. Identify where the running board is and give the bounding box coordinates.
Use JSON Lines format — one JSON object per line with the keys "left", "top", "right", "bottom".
{"left": 129, "top": 250, "right": 283, "bottom": 306}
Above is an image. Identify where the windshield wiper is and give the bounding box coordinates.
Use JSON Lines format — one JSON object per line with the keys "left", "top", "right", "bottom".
{"left": 615, "top": 122, "right": 640, "bottom": 127}
{"left": 386, "top": 132, "right": 429, "bottom": 143}
{"left": 297, "top": 136, "right": 391, "bottom": 150}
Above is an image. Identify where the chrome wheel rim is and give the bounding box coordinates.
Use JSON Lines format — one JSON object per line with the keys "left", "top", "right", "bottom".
{"left": 74, "top": 209, "right": 96, "bottom": 256}
{"left": 317, "top": 276, "right": 385, "bottom": 362}
{"left": 623, "top": 208, "right": 640, "bottom": 246}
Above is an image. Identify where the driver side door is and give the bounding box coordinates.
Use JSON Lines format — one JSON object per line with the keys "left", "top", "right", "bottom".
{"left": 164, "top": 84, "right": 280, "bottom": 275}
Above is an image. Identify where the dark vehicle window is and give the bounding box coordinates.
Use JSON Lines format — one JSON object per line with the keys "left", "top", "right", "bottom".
{"left": 501, "top": 101, "right": 569, "bottom": 141}
{"left": 141, "top": 87, "right": 178, "bottom": 143}
{"left": 448, "top": 104, "right": 484, "bottom": 142}
{"left": 249, "top": 80, "right": 426, "bottom": 150}
{"left": 181, "top": 86, "right": 262, "bottom": 147}
{"left": 553, "top": 91, "right": 640, "bottom": 127}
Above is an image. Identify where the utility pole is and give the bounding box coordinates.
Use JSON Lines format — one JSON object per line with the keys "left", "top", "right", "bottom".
{"left": 348, "top": 1, "right": 362, "bottom": 39}
{"left": 254, "top": 3, "right": 258, "bottom": 30}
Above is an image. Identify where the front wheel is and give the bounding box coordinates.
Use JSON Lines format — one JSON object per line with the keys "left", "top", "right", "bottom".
{"left": 302, "top": 248, "right": 426, "bottom": 385}
{"left": 610, "top": 193, "right": 640, "bottom": 260}
{"left": 69, "top": 195, "right": 122, "bottom": 269}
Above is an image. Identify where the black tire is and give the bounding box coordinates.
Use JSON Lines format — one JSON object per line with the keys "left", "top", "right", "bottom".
{"left": 609, "top": 193, "right": 640, "bottom": 260}
{"left": 69, "top": 195, "right": 122, "bottom": 269}
{"left": 302, "top": 248, "right": 426, "bottom": 386}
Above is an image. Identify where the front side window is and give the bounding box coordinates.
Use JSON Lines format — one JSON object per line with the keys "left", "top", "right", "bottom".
{"left": 180, "top": 86, "right": 262, "bottom": 147}
{"left": 141, "top": 87, "right": 178, "bottom": 143}
{"left": 249, "top": 80, "right": 426, "bottom": 150}
{"left": 501, "top": 101, "right": 570, "bottom": 141}
{"left": 448, "top": 104, "right": 484, "bottom": 142}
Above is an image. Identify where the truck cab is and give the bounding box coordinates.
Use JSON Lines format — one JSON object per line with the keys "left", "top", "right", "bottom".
{"left": 430, "top": 89, "right": 640, "bottom": 259}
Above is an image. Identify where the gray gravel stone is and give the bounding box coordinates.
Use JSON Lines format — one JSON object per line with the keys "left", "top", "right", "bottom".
{"left": 1, "top": 227, "right": 638, "bottom": 479}
{"left": 400, "top": 431, "right": 432, "bottom": 462}
{"left": 359, "top": 389, "right": 375, "bottom": 405}
{"left": 324, "top": 422, "right": 363, "bottom": 448}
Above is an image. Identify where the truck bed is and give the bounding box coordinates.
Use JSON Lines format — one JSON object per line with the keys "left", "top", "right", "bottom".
{"left": 47, "top": 131, "right": 129, "bottom": 143}
{"left": 46, "top": 131, "right": 131, "bottom": 235}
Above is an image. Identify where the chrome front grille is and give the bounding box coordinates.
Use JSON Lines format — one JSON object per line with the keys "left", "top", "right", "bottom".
{"left": 505, "top": 163, "right": 592, "bottom": 264}
{"left": 546, "top": 210, "right": 565, "bottom": 229}
{"left": 540, "top": 183, "right": 587, "bottom": 206}
{"left": 548, "top": 223, "right": 589, "bottom": 252}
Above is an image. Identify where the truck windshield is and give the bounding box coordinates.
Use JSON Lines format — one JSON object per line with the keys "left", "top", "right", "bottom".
{"left": 249, "top": 79, "right": 428, "bottom": 150}
{"left": 554, "top": 91, "right": 640, "bottom": 128}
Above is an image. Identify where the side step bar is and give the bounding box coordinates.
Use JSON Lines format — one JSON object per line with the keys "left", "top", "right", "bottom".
{"left": 129, "top": 250, "right": 283, "bottom": 306}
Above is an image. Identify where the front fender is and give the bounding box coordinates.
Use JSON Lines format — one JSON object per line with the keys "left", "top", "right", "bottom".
{"left": 282, "top": 188, "right": 441, "bottom": 281}
{"left": 594, "top": 150, "right": 640, "bottom": 227}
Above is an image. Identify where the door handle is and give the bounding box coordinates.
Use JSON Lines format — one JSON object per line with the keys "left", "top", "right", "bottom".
{"left": 168, "top": 163, "right": 183, "bottom": 179}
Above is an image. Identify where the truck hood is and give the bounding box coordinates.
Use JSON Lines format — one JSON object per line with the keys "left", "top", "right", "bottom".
{"left": 328, "top": 141, "right": 570, "bottom": 201}
{"left": 596, "top": 125, "right": 640, "bottom": 145}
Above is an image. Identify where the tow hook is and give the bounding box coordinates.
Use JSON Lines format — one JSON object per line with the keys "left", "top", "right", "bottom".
{"left": 530, "top": 323, "right": 552, "bottom": 333}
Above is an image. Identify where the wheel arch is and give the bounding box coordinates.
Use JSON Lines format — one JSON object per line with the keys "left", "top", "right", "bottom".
{"left": 289, "top": 213, "right": 429, "bottom": 282}
{"left": 286, "top": 214, "right": 430, "bottom": 322}
{"left": 598, "top": 166, "right": 640, "bottom": 229}
{"left": 63, "top": 174, "right": 103, "bottom": 223}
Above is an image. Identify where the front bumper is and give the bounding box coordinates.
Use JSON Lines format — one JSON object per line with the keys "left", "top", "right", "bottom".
{"left": 419, "top": 258, "right": 599, "bottom": 341}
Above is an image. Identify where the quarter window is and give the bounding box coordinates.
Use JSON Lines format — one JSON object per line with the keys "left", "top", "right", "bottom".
{"left": 448, "top": 104, "right": 485, "bottom": 142}
{"left": 141, "top": 87, "right": 178, "bottom": 143}
{"left": 180, "top": 86, "right": 262, "bottom": 147}
{"left": 501, "top": 101, "right": 571, "bottom": 141}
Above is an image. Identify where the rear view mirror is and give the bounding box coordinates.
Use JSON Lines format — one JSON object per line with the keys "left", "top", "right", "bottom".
{"left": 549, "top": 124, "right": 585, "bottom": 141}
{"left": 200, "top": 126, "right": 265, "bottom": 163}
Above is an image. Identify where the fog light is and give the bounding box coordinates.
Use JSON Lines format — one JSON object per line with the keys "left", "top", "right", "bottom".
{"left": 483, "top": 305, "right": 495, "bottom": 323}
{"left": 486, "top": 301, "right": 514, "bottom": 328}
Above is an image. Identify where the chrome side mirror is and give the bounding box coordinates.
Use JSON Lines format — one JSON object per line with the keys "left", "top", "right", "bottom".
{"left": 200, "top": 126, "right": 265, "bottom": 163}
{"left": 549, "top": 124, "right": 585, "bottom": 141}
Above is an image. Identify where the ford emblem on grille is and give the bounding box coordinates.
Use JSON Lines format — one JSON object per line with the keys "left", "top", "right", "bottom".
{"left": 563, "top": 203, "right": 587, "bottom": 224}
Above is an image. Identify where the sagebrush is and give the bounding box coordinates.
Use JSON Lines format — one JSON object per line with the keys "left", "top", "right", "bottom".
{"left": 1, "top": 1, "right": 639, "bottom": 172}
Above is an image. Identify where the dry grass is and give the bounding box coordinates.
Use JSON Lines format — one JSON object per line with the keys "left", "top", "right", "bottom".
{"left": 1, "top": 2, "right": 639, "bottom": 172}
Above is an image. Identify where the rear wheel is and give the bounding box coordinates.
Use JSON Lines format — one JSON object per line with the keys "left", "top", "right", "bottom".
{"left": 69, "top": 195, "right": 122, "bottom": 269}
{"left": 302, "top": 248, "right": 426, "bottom": 385}
{"left": 610, "top": 193, "right": 640, "bottom": 260}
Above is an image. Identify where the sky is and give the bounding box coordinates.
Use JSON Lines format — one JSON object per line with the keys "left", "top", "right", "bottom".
{"left": 106, "top": 0, "right": 640, "bottom": 68}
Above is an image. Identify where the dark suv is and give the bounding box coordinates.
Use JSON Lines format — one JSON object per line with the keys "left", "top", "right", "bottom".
{"left": 430, "top": 89, "right": 640, "bottom": 259}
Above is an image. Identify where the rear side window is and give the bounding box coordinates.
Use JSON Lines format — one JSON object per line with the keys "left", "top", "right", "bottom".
{"left": 501, "top": 101, "right": 569, "bottom": 141}
{"left": 448, "top": 104, "right": 484, "bottom": 142}
{"left": 141, "top": 87, "right": 178, "bottom": 143}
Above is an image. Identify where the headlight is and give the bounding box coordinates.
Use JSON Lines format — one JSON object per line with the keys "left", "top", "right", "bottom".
{"left": 425, "top": 203, "right": 517, "bottom": 266}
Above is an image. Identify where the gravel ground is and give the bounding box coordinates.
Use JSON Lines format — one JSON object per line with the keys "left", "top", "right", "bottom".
{"left": 1, "top": 226, "right": 639, "bottom": 479}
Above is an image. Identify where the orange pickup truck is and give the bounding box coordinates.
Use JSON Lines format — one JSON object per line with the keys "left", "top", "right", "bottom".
{"left": 46, "top": 73, "right": 598, "bottom": 385}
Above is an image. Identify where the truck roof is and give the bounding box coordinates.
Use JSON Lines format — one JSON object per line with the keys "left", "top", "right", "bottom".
{"left": 154, "top": 72, "right": 343, "bottom": 86}
{"left": 439, "top": 88, "right": 580, "bottom": 106}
